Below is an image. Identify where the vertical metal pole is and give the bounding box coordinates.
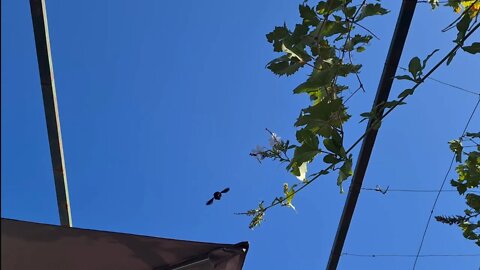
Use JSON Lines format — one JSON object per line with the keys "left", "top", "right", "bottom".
{"left": 29, "top": 0, "right": 72, "bottom": 227}
{"left": 326, "top": 1, "right": 417, "bottom": 268}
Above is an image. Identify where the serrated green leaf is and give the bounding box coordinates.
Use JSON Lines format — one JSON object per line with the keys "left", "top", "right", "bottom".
{"left": 291, "top": 23, "right": 309, "bottom": 44}
{"left": 266, "top": 25, "right": 290, "bottom": 52}
{"left": 266, "top": 55, "right": 305, "bottom": 76}
{"left": 288, "top": 129, "right": 320, "bottom": 174}
{"left": 343, "top": 6, "right": 357, "bottom": 18}
{"left": 462, "top": 42, "right": 480, "bottom": 54}
{"left": 320, "top": 20, "right": 349, "bottom": 37}
{"left": 291, "top": 143, "right": 320, "bottom": 165}
{"left": 316, "top": 0, "right": 343, "bottom": 15}
{"left": 323, "top": 136, "right": 345, "bottom": 158}
{"left": 299, "top": 4, "right": 320, "bottom": 26}
{"left": 281, "top": 43, "right": 311, "bottom": 62}
{"left": 356, "top": 3, "right": 389, "bottom": 21}
{"left": 295, "top": 98, "right": 348, "bottom": 137}
{"left": 344, "top": 34, "right": 372, "bottom": 52}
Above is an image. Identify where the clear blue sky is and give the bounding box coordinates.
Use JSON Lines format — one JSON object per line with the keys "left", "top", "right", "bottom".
{"left": 2, "top": 1, "right": 479, "bottom": 269}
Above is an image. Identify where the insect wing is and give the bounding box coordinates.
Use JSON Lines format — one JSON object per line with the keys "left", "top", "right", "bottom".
{"left": 206, "top": 198, "right": 214, "bottom": 205}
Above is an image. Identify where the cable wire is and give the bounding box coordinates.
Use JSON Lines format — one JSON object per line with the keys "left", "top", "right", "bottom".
{"left": 398, "top": 67, "right": 480, "bottom": 96}
{"left": 412, "top": 97, "right": 480, "bottom": 270}
{"left": 343, "top": 252, "right": 480, "bottom": 258}
{"left": 361, "top": 187, "right": 480, "bottom": 193}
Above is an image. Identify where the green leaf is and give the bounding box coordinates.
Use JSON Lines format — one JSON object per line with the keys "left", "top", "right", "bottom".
{"left": 291, "top": 23, "right": 309, "bottom": 44}
{"left": 395, "top": 75, "right": 415, "bottom": 82}
{"left": 295, "top": 98, "right": 349, "bottom": 137}
{"left": 343, "top": 6, "right": 357, "bottom": 18}
{"left": 466, "top": 194, "right": 480, "bottom": 211}
{"left": 266, "top": 25, "right": 290, "bottom": 52}
{"left": 281, "top": 43, "right": 311, "bottom": 62}
{"left": 344, "top": 34, "right": 372, "bottom": 52}
{"left": 449, "top": 139, "right": 463, "bottom": 162}
{"left": 398, "top": 88, "right": 414, "bottom": 98}
{"left": 323, "top": 135, "right": 346, "bottom": 158}
{"left": 466, "top": 132, "right": 480, "bottom": 138}
{"left": 447, "top": 49, "right": 457, "bottom": 65}
{"left": 337, "top": 156, "right": 353, "bottom": 193}
{"left": 422, "top": 49, "right": 439, "bottom": 70}
{"left": 356, "top": 3, "right": 389, "bottom": 22}
{"left": 383, "top": 100, "right": 406, "bottom": 108}
{"left": 408, "top": 57, "right": 422, "bottom": 79}
{"left": 316, "top": 0, "right": 343, "bottom": 15}
{"left": 288, "top": 129, "right": 320, "bottom": 175}
{"left": 291, "top": 142, "right": 320, "bottom": 165}
{"left": 451, "top": 179, "right": 467, "bottom": 195}
{"left": 462, "top": 42, "right": 480, "bottom": 54}
{"left": 455, "top": 14, "right": 472, "bottom": 45}
{"left": 320, "top": 20, "right": 349, "bottom": 37}
{"left": 356, "top": 46, "right": 366, "bottom": 52}
{"left": 266, "top": 55, "right": 305, "bottom": 76}
{"left": 293, "top": 81, "right": 322, "bottom": 94}
{"left": 323, "top": 154, "right": 341, "bottom": 164}
{"left": 299, "top": 4, "right": 320, "bottom": 26}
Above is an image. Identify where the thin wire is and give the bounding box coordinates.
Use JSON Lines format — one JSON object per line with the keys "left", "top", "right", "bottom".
{"left": 362, "top": 187, "right": 480, "bottom": 194}
{"left": 363, "top": 188, "right": 455, "bottom": 193}
{"left": 343, "top": 252, "right": 480, "bottom": 258}
{"left": 412, "top": 97, "right": 480, "bottom": 270}
{"left": 417, "top": 0, "right": 471, "bottom": 3}
{"left": 428, "top": 77, "right": 480, "bottom": 96}
{"left": 398, "top": 67, "right": 480, "bottom": 96}
{"left": 344, "top": 86, "right": 363, "bottom": 103}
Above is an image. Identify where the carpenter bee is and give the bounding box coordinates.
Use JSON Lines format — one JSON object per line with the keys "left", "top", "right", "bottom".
{"left": 206, "top": 188, "right": 230, "bottom": 205}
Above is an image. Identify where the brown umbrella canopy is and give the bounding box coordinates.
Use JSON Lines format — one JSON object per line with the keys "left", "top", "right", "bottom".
{"left": 1, "top": 219, "right": 248, "bottom": 270}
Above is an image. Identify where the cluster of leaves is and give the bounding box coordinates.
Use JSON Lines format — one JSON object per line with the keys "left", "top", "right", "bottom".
{"left": 240, "top": 0, "right": 479, "bottom": 229}
{"left": 267, "top": 0, "right": 389, "bottom": 186}
{"left": 435, "top": 132, "right": 480, "bottom": 246}
{"left": 430, "top": 0, "right": 480, "bottom": 63}
{"left": 238, "top": 0, "right": 390, "bottom": 229}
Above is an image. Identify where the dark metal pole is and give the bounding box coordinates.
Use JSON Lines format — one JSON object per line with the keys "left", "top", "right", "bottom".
{"left": 29, "top": 0, "right": 72, "bottom": 227}
{"left": 326, "top": 1, "right": 417, "bottom": 268}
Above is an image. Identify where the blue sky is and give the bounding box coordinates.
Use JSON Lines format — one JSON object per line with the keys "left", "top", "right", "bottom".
{"left": 2, "top": 1, "right": 479, "bottom": 269}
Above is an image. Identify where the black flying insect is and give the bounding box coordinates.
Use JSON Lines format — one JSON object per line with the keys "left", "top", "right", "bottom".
{"left": 206, "top": 188, "right": 230, "bottom": 205}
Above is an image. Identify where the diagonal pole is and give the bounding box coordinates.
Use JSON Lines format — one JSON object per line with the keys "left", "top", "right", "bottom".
{"left": 29, "top": 0, "right": 72, "bottom": 227}
{"left": 326, "top": 0, "right": 417, "bottom": 268}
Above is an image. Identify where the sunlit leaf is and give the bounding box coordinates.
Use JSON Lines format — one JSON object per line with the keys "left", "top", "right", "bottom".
{"left": 356, "top": 3, "right": 389, "bottom": 22}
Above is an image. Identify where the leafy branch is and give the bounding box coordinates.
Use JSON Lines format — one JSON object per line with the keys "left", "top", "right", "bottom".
{"left": 240, "top": 0, "right": 480, "bottom": 229}
{"left": 436, "top": 132, "right": 480, "bottom": 246}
